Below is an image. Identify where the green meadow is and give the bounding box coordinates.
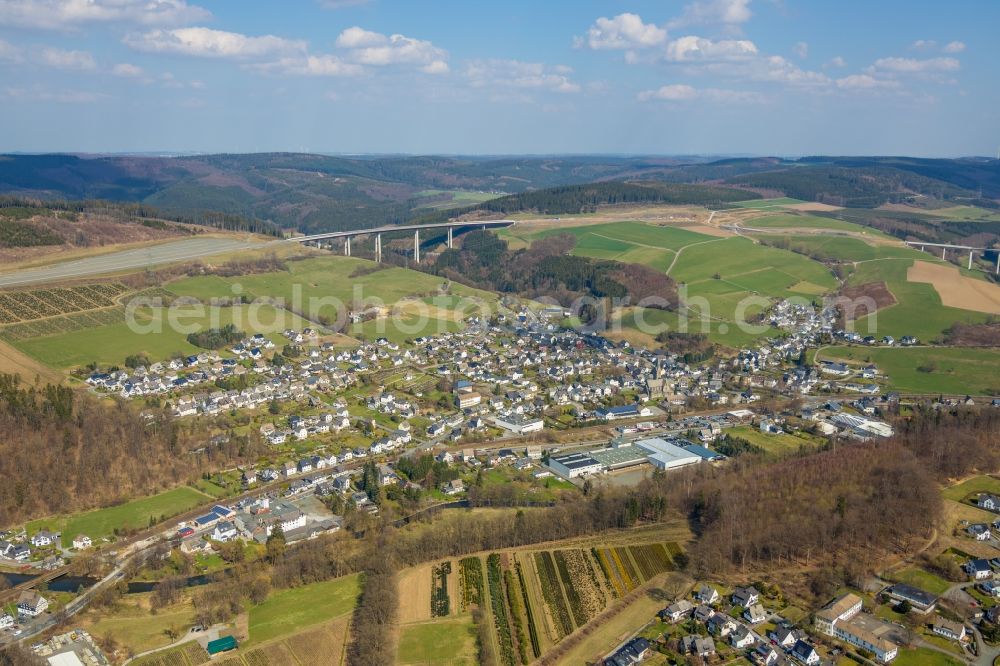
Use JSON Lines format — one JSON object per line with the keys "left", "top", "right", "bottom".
{"left": 730, "top": 197, "right": 806, "bottom": 209}
{"left": 817, "top": 346, "right": 1000, "bottom": 395}
{"left": 248, "top": 574, "right": 362, "bottom": 644}
{"left": 14, "top": 303, "right": 310, "bottom": 369}
{"left": 27, "top": 486, "right": 210, "bottom": 547}
{"left": 747, "top": 213, "right": 883, "bottom": 235}
{"left": 847, "top": 258, "right": 991, "bottom": 340}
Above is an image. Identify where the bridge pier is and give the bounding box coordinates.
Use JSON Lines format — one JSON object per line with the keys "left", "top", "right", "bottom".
{"left": 996, "top": 254, "right": 999, "bottom": 275}
{"left": 969, "top": 251, "right": 974, "bottom": 270}
{"left": 345, "top": 237, "right": 351, "bottom": 257}
{"left": 414, "top": 229, "right": 420, "bottom": 264}
{"left": 376, "top": 234, "right": 382, "bottom": 263}
{"left": 920, "top": 245, "right": 925, "bottom": 252}
{"left": 447, "top": 227, "right": 453, "bottom": 249}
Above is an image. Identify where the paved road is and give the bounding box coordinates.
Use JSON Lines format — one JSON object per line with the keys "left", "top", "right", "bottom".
{"left": 0, "top": 237, "right": 267, "bottom": 288}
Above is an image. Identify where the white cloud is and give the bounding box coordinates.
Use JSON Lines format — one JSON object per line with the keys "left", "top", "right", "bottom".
{"left": 793, "top": 41, "right": 808, "bottom": 59}
{"left": 665, "top": 35, "right": 758, "bottom": 61}
{"left": 252, "top": 54, "right": 364, "bottom": 77}
{"left": 910, "top": 39, "right": 937, "bottom": 51}
{"left": 5, "top": 85, "right": 105, "bottom": 103}
{"left": 577, "top": 13, "right": 667, "bottom": 50}
{"left": 668, "top": 0, "right": 752, "bottom": 29}
{"left": 827, "top": 55, "right": 847, "bottom": 68}
{"left": 637, "top": 83, "right": 765, "bottom": 103}
{"left": 125, "top": 27, "right": 307, "bottom": 59}
{"left": 0, "top": 38, "right": 21, "bottom": 62}
{"left": 870, "top": 56, "right": 960, "bottom": 73}
{"left": 334, "top": 26, "right": 385, "bottom": 49}
{"left": 835, "top": 74, "right": 900, "bottom": 90}
{"left": 942, "top": 40, "right": 965, "bottom": 53}
{"left": 0, "top": 0, "right": 210, "bottom": 30}
{"left": 112, "top": 62, "right": 143, "bottom": 77}
{"left": 334, "top": 27, "right": 448, "bottom": 71}
{"left": 465, "top": 59, "right": 581, "bottom": 94}
{"left": 40, "top": 46, "right": 96, "bottom": 70}
{"left": 320, "top": 0, "right": 372, "bottom": 7}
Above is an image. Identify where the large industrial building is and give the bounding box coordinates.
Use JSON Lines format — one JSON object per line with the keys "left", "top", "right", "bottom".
{"left": 547, "top": 452, "right": 603, "bottom": 478}
{"left": 634, "top": 437, "right": 703, "bottom": 470}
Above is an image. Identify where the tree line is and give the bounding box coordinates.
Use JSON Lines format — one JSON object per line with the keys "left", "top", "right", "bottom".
{"left": 0, "top": 374, "right": 265, "bottom": 527}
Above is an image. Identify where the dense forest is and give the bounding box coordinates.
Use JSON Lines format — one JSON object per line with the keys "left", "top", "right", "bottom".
{"left": 419, "top": 181, "right": 757, "bottom": 222}
{"left": 0, "top": 195, "right": 282, "bottom": 240}
{"left": 0, "top": 374, "right": 264, "bottom": 526}
{"left": 432, "top": 230, "right": 677, "bottom": 312}
{"left": 726, "top": 166, "right": 976, "bottom": 208}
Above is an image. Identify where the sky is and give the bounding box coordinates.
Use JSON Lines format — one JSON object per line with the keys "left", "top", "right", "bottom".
{"left": 0, "top": 0, "right": 997, "bottom": 156}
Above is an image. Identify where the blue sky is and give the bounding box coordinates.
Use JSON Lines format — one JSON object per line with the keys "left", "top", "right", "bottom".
{"left": 0, "top": 0, "right": 996, "bottom": 156}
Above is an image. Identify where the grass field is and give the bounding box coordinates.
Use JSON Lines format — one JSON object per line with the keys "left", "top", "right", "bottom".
{"left": 12, "top": 303, "right": 309, "bottom": 369}
{"left": 894, "top": 647, "right": 964, "bottom": 666}
{"left": 747, "top": 213, "right": 883, "bottom": 234}
{"left": 415, "top": 189, "right": 501, "bottom": 210}
{"left": 942, "top": 475, "right": 1000, "bottom": 502}
{"left": 890, "top": 566, "right": 952, "bottom": 596}
{"left": 929, "top": 206, "right": 1000, "bottom": 222}
{"left": 817, "top": 346, "right": 1000, "bottom": 395}
{"left": 755, "top": 235, "right": 930, "bottom": 263}
{"left": 731, "top": 197, "right": 806, "bottom": 209}
{"left": 247, "top": 573, "right": 361, "bottom": 644}
{"left": 847, "top": 259, "right": 992, "bottom": 340}
{"left": 27, "top": 486, "right": 210, "bottom": 547}
{"left": 83, "top": 593, "right": 198, "bottom": 655}
{"left": 727, "top": 426, "right": 822, "bottom": 457}
{"left": 614, "top": 307, "right": 780, "bottom": 349}
{"left": 398, "top": 616, "right": 478, "bottom": 666}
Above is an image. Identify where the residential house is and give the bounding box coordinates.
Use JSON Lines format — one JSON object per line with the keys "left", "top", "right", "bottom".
{"left": 769, "top": 627, "right": 799, "bottom": 648}
{"left": 440, "top": 479, "right": 465, "bottom": 496}
{"left": 72, "top": 535, "right": 92, "bottom": 550}
{"left": 730, "top": 624, "right": 756, "bottom": 649}
{"left": 30, "top": 531, "right": 56, "bottom": 547}
{"left": 980, "top": 494, "right": 1000, "bottom": 512}
{"left": 964, "top": 558, "right": 993, "bottom": 580}
{"left": 0, "top": 613, "right": 13, "bottom": 629}
{"left": 707, "top": 613, "right": 738, "bottom": 637}
{"left": 732, "top": 586, "right": 760, "bottom": 608}
{"left": 661, "top": 599, "right": 694, "bottom": 623}
{"left": 745, "top": 603, "right": 767, "bottom": 624}
{"left": 969, "top": 524, "right": 992, "bottom": 541}
{"left": 693, "top": 604, "right": 716, "bottom": 623}
{"left": 790, "top": 640, "right": 820, "bottom": 666}
{"left": 752, "top": 644, "right": 780, "bottom": 666}
{"left": 696, "top": 583, "right": 720, "bottom": 605}
{"left": 932, "top": 620, "right": 966, "bottom": 642}
{"left": 681, "top": 635, "right": 716, "bottom": 658}
{"left": 212, "top": 521, "right": 239, "bottom": 542}
{"left": 17, "top": 591, "right": 48, "bottom": 617}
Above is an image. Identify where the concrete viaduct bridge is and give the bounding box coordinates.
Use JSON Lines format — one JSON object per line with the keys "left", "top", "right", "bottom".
{"left": 904, "top": 240, "right": 1000, "bottom": 274}
{"left": 286, "top": 219, "right": 516, "bottom": 263}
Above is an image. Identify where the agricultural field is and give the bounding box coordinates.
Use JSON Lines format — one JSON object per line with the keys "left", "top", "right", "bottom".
{"left": 27, "top": 485, "right": 211, "bottom": 548}
{"left": 10, "top": 302, "right": 311, "bottom": 370}
{"left": 246, "top": 573, "right": 360, "bottom": 645}
{"left": 755, "top": 234, "right": 929, "bottom": 263}
{"left": 746, "top": 213, "right": 884, "bottom": 235}
{"left": 0, "top": 283, "right": 129, "bottom": 324}
{"left": 730, "top": 197, "right": 807, "bottom": 209}
{"left": 398, "top": 615, "right": 479, "bottom": 665}
{"left": 847, "top": 258, "right": 992, "bottom": 340}
{"left": 926, "top": 205, "right": 1000, "bottom": 222}
{"left": 817, "top": 346, "right": 1000, "bottom": 395}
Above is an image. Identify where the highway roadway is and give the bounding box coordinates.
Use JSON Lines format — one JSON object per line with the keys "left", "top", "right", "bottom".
{"left": 0, "top": 237, "right": 266, "bottom": 288}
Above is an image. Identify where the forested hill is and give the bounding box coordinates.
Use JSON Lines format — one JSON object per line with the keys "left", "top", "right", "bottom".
{"left": 1, "top": 152, "right": 997, "bottom": 234}
{"left": 418, "top": 181, "right": 757, "bottom": 222}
